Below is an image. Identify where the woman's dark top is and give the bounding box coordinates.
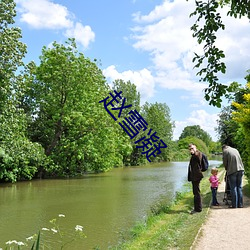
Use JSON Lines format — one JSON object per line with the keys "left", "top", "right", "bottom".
{"left": 188, "top": 150, "right": 204, "bottom": 182}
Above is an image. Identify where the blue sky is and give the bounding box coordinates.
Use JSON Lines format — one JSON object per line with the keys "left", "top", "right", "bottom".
{"left": 14, "top": 0, "right": 250, "bottom": 141}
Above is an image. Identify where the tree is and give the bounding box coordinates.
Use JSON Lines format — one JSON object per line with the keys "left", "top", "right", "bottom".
{"left": 178, "top": 136, "right": 209, "bottom": 156}
{"left": 0, "top": 0, "right": 27, "bottom": 109}
{"left": 141, "top": 102, "right": 174, "bottom": 162}
{"left": 24, "top": 39, "right": 129, "bottom": 175}
{"left": 216, "top": 72, "right": 250, "bottom": 149}
{"left": 231, "top": 80, "right": 250, "bottom": 176}
{"left": 179, "top": 125, "right": 212, "bottom": 146}
{"left": 209, "top": 140, "right": 222, "bottom": 155}
{"left": 112, "top": 79, "right": 141, "bottom": 116}
{"left": 214, "top": 72, "right": 250, "bottom": 176}
{"left": 0, "top": 0, "right": 48, "bottom": 182}
{"left": 112, "top": 79, "right": 141, "bottom": 165}
{"left": 190, "top": 0, "right": 250, "bottom": 107}
{"left": 216, "top": 106, "right": 239, "bottom": 147}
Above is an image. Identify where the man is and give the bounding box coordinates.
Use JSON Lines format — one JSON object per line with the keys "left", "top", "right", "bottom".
{"left": 188, "top": 143, "right": 204, "bottom": 214}
{"left": 222, "top": 144, "right": 244, "bottom": 208}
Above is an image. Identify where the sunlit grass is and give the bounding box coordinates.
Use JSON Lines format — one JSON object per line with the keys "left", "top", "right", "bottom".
{"left": 111, "top": 168, "right": 250, "bottom": 250}
{"left": 111, "top": 173, "right": 220, "bottom": 250}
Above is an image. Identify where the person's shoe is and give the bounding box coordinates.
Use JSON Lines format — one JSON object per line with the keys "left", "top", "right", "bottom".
{"left": 228, "top": 205, "right": 236, "bottom": 208}
{"left": 190, "top": 209, "right": 201, "bottom": 214}
{"left": 238, "top": 205, "right": 243, "bottom": 208}
{"left": 212, "top": 203, "right": 220, "bottom": 206}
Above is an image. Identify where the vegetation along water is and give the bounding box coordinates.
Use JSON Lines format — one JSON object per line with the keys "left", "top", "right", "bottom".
{"left": 0, "top": 160, "right": 222, "bottom": 249}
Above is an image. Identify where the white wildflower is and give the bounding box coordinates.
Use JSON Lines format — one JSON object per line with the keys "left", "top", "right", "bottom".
{"left": 6, "top": 240, "right": 17, "bottom": 245}
{"left": 42, "top": 227, "right": 50, "bottom": 231}
{"left": 17, "top": 242, "right": 25, "bottom": 246}
{"left": 51, "top": 228, "right": 58, "bottom": 233}
{"left": 58, "top": 214, "right": 65, "bottom": 217}
{"left": 26, "top": 236, "right": 34, "bottom": 241}
{"left": 75, "top": 225, "right": 83, "bottom": 231}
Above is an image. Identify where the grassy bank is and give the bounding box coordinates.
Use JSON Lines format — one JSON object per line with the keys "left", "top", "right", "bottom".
{"left": 111, "top": 169, "right": 225, "bottom": 250}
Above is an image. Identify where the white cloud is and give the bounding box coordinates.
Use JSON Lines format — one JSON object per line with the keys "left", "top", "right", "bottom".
{"left": 16, "top": 0, "right": 95, "bottom": 49}
{"left": 131, "top": 0, "right": 198, "bottom": 90}
{"left": 130, "top": 0, "right": 250, "bottom": 94}
{"left": 214, "top": 7, "right": 250, "bottom": 81}
{"left": 132, "top": 1, "right": 175, "bottom": 23}
{"left": 65, "top": 22, "right": 95, "bottom": 48}
{"left": 103, "top": 65, "right": 155, "bottom": 103}
{"left": 16, "top": 0, "right": 73, "bottom": 29}
{"left": 173, "top": 110, "right": 219, "bottom": 141}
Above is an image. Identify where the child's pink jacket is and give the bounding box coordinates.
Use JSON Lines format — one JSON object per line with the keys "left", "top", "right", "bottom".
{"left": 209, "top": 175, "right": 219, "bottom": 188}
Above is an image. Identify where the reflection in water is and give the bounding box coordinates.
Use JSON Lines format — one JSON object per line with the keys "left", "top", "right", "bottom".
{"left": 0, "top": 160, "right": 221, "bottom": 249}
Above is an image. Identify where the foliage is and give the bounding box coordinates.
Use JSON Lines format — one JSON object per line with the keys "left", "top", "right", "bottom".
{"left": 178, "top": 136, "right": 209, "bottom": 156}
{"left": 0, "top": 0, "right": 27, "bottom": 109}
{"left": 209, "top": 141, "right": 222, "bottom": 154}
{"left": 172, "top": 148, "right": 190, "bottom": 161}
{"left": 216, "top": 106, "right": 240, "bottom": 147}
{"left": 179, "top": 125, "right": 212, "bottom": 146}
{"left": 189, "top": 0, "right": 250, "bottom": 107}
{"left": 231, "top": 81, "right": 250, "bottom": 176}
{"left": 112, "top": 79, "right": 142, "bottom": 166}
{"left": 215, "top": 72, "right": 250, "bottom": 177}
{"left": 221, "top": 0, "right": 250, "bottom": 18}
{"left": 140, "top": 102, "right": 174, "bottom": 162}
{"left": 0, "top": 0, "right": 49, "bottom": 182}
{"left": 112, "top": 79, "right": 141, "bottom": 115}
{"left": 23, "top": 39, "right": 130, "bottom": 175}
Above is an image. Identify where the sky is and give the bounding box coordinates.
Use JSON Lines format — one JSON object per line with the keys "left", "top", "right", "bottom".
{"left": 14, "top": 0, "right": 250, "bottom": 141}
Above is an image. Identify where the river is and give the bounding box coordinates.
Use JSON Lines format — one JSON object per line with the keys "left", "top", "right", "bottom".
{"left": 0, "top": 160, "right": 222, "bottom": 249}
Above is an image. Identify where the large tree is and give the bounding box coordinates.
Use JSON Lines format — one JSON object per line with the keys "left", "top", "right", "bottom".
{"left": 24, "top": 39, "right": 129, "bottom": 175}
{"left": 228, "top": 74, "right": 250, "bottom": 176}
{"left": 112, "top": 79, "right": 142, "bottom": 165}
{"left": 179, "top": 125, "right": 212, "bottom": 146}
{"left": 216, "top": 106, "right": 240, "bottom": 147}
{"left": 0, "top": 0, "right": 47, "bottom": 182}
{"left": 140, "top": 102, "right": 174, "bottom": 162}
{"left": 112, "top": 79, "right": 141, "bottom": 116}
{"left": 178, "top": 136, "right": 209, "bottom": 156}
{"left": 0, "top": 0, "right": 26, "bottom": 108}
{"left": 216, "top": 73, "right": 250, "bottom": 148}
{"left": 190, "top": 0, "right": 250, "bottom": 107}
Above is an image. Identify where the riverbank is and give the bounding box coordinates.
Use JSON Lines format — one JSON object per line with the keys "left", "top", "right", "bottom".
{"left": 0, "top": 162, "right": 193, "bottom": 249}
{"left": 111, "top": 169, "right": 222, "bottom": 249}
{"left": 110, "top": 168, "right": 242, "bottom": 250}
{"left": 112, "top": 168, "right": 250, "bottom": 250}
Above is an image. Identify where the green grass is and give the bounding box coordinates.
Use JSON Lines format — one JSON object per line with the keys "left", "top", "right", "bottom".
{"left": 111, "top": 170, "right": 225, "bottom": 250}
{"left": 243, "top": 177, "right": 250, "bottom": 197}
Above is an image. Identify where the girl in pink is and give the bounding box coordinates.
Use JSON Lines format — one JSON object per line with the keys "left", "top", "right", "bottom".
{"left": 209, "top": 168, "right": 220, "bottom": 206}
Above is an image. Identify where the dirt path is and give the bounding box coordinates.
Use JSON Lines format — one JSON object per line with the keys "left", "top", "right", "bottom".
{"left": 192, "top": 174, "right": 250, "bottom": 250}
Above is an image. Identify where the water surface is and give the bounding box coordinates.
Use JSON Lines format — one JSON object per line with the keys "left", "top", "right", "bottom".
{"left": 0, "top": 160, "right": 221, "bottom": 249}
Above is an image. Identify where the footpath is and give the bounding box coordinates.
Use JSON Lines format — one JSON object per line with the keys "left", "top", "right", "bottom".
{"left": 191, "top": 173, "right": 250, "bottom": 250}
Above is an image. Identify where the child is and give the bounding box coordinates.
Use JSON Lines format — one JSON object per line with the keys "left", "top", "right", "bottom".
{"left": 209, "top": 168, "right": 220, "bottom": 206}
